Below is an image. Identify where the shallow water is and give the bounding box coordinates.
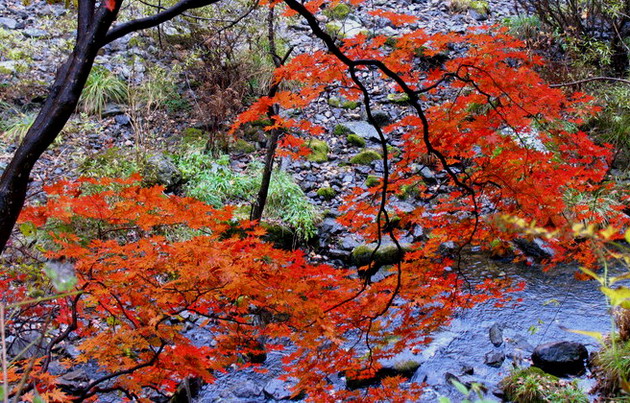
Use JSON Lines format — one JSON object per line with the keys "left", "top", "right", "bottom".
{"left": 196, "top": 260, "right": 613, "bottom": 402}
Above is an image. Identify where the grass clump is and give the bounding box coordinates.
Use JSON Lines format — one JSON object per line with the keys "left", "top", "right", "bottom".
{"left": 347, "top": 133, "right": 366, "bottom": 147}
{"left": 349, "top": 149, "right": 381, "bottom": 165}
{"left": 306, "top": 139, "right": 329, "bottom": 163}
{"left": 500, "top": 367, "right": 588, "bottom": 403}
{"left": 80, "top": 66, "right": 128, "bottom": 116}
{"left": 176, "top": 153, "right": 320, "bottom": 240}
{"left": 1, "top": 112, "right": 35, "bottom": 143}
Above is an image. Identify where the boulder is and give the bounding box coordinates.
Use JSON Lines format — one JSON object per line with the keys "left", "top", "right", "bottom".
{"left": 531, "top": 341, "right": 588, "bottom": 376}
{"left": 489, "top": 323, "right": 503, "bottom": 347}
{"left": 484, "top": 351, "right": 505, "bottom": 367}
{"left": 142, "top": 155, "right": 182, "bottom": 191}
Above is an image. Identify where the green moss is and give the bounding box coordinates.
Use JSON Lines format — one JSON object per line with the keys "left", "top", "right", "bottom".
{"left": 387, "top": 93, "right": 410, "bottom": 104}
{"left": 316, "top": 187, "right": 337, "bottom": 200}
{"left": 232, "top": 139, "right": 256, "bottom": 153}
{"left": 324, "top": 3, "right": 351, "bottom": 20}
{"left": 79, "top": 147, "right": 141, "bottom": 178}
{"left": 500, "top": 367, "right": 588, "bottom": 403}
{"left": 387, "top": 145, "right": 401, "bottom": 157}
{"left": 365, "top": 175, "right": 380, "bottom": 188}
{"left": 394, "top": 360, "right": 421, "bottom": 375}
{"left": 329, "top": 97, "right": 359, "bottom": 109}
{"left": 349, "top": 149, "right": 381, "bottom": 165}
{"left": 342, "top": 100, "right": 360, "bottom": 109}
{"left": 334, "top": 124, "right": 352, "bottom": 136}
{"left": 346, "top": 133, "right": 366, "bottom": 147}
{"left": 306, "top": 139, "right": 329, "bottom": 163}
{"left": 351, "top": 244, "right": 408, "bottom": 267}
{"left": 470, "top": 0, "right": 490, "bottom": 14}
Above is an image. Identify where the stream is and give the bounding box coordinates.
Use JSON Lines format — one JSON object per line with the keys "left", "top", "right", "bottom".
{"left": 195, "top": 258, "right": 613, "bottom": 402}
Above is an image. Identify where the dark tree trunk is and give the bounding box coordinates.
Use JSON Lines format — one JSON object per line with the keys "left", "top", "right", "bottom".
{"left": 0, "top": 0, "right": 222, "bottom": 253}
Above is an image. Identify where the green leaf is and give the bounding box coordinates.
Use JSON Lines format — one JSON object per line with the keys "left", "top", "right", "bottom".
{"left": 601, "top": 286, "right": 630, "bottom": 308}
{"left": 451, "top": 379, "right": 469, "bottom": 396}
{"left": 579, "top": 266, "right": 603, "bottom": 284}
{"left": 19, "top": 221, "right": 36, "bottom": 237}
{"left": 559, "top": 325, "right": 604, "bottom": 342}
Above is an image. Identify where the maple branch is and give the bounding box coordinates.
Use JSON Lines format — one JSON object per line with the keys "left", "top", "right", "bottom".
{"left": 76, "top": 342, "right": 166, "bottom": 401}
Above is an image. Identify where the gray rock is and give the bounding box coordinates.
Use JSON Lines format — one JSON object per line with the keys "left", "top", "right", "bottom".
{"left": 489, "top": 323, "right": 503, "bottom": 347}
{"left": 23, "top": 28, "right": 47, "bottom": 38}
{"left": 0, "top": 17, "right": 18, "bottom": 29}
{"left": 340, "top": 121, "right": 386, "bottom": 142}
{"left": 532, "top": 341, "right": 588, "bottom": 376}
{"left": 484, "top": 351, "right": 505, "bottom": 367}
{"left": 263, "top": 378, "right": 300, "bottom": 400}
{"left": 114, "top": 114, "right": 131, "bottom": 126}
{"left": 233, "top": 380, "right": 263, "bottom": 398}
{"left": 142, "top": 155, "right": 182, "bottom": 191}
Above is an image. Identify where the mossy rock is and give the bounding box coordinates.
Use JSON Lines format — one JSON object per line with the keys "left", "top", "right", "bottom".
{"left": 329, "top": 97, "right": 359, "bottom": 110}
{"left": 349, "top": 149, "right": 381, "bottom": 165}
{"left": 262, "top": 223, "right": 296, "bottom": 250}
{"left": 347, "top": 133, "right": 366, "bottom": 147}
{"left": 351, "top": 243, "right": 409, "bottom": 268}
{"left": 79, "top": 147, "right": 140, "bottom": 178}
{"left": 306, "top": 139, "right": 329, "bottom": 163}
{"left": 387, "top": 93, "right": 411, "bottom": 104}
{"left": 333, "top": 124, "right": 352, "bottom": 136}
{"left": 181, "top": 127, "right": 206, "bottom": 146}
{"left": 316, "top": 187, "right": 337, "bottom": 200}
{"left": 328, "top": 97, "right": 342, "bottom": 107}
{"left": 231, "top": 139, "right": 256, "bottom": 154}
{"left": 324, "top": 3, "right": 351, "bottom": 20}
{"left": 365, "top": 175, "right": 380, "bottom": 188}
{"left": 470, "top": 0, "right": 490, "bottom": 14}
{"left": 142, "top": 154, "right": 182, "bottom": 191}
{"left": 341, "top": 100, "right": 360, "bottom": 109}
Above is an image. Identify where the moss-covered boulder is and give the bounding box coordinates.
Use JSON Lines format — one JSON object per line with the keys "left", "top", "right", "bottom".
{"left": 316, "top": 187, "right": 337, "bottom": 200}
{"left": 142, "top": 154, "right": 182, "bottom": 191}
{"left": 323, "top": 3, "right": 351, "bottom": 20}
{"left": 365, "top": 175, "right": 380, "bottom": 188}
{"left": 351, "top": 243, "right": 410, "bottom": 268}
{"left": 306, "top": 139, "right": 329, "bottom": 163}
{"left": 347, "top": 133, "right": 366, "bottom": 147}
{"left": 231, "top": 139, "right": 256, "bottom": 153}
{"left": 349, "top": 149, "right": 381, "bottom": 165}
{"left": 334, "top": 124, "right": 352, "bottom": 136}
{"left": 387, "top": 93, "right": 410, "bottom": 104}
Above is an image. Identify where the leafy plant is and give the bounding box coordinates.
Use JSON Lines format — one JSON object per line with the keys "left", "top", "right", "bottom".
{"left": 79, "top": 66, "right": 128, "bottom": 116}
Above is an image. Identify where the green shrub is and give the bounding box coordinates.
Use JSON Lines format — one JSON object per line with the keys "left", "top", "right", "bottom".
{"left": 349, "top": 149, "right": 381, "bottom": 165}
{"left": 500, "top": 367, "right": 588, "bottom": 403}
{"left": 306, "top": 139, "right": 329, "bottom": 163}
{"left": 80, "top": 66, "right": 128, "bottom": 116}
{"left": 502, "top": 15, "right": 542, "bottom": 42}
{"left": 586, "top": 84, "right": 630, "bottom": 165}
{"left": 347, "top": 133, "right": 366, "bottom": 147}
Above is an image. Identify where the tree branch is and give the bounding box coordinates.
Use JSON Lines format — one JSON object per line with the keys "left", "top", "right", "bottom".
{"left": 103, "top": 0, "right": 222, "bottom": 45}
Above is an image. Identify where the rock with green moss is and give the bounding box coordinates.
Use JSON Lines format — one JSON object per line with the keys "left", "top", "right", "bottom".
{"left": 142, "top": 154, "right": 182, "bottom": 191}
{"left": 387, "top": 93, "right": 410, "bottom": 104}
{"left": 262, "top": 223, "right": 296, "bottom": 250}
{"left": 346, "top": 133, "right": 366, "bottom": 147}
{"left": 306, "top": 139, "right": 329, "bottom": 163}
{"left": 365, "top": 175, "right": 380, "bottom": 188}
{"left": 349, "top": 149, "right": 381, "bottom": 165}
{"left": 182, "top": 127, "right": 205, "bottom": 142}
{"left": 342, "top": 100, "right": 360, "bottom": 109}
{"left": 351, "top": 243, "right": 410, "bottom": 268}
{"left": 333, "top": 124, "right": 352, "bottom": 136}
{"left": 323, "top": 3, "right": 351, "bottom": 20}
{"left": 231, "top": 139, "right": 256, "bottom": 154}
{"left": 316, "top": 187, "right": 337, "bottom": 200}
